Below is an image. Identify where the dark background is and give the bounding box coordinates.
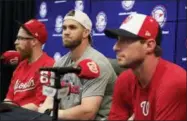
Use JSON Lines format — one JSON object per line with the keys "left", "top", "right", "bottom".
{"left": 0, "top": 0, "right": 35, "bottom": 101}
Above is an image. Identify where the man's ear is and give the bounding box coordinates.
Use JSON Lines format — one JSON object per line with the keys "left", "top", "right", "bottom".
{"left": 83, "top": 29, "right": 90, "bottom": 39}
{"left": 31, "top": 38, "right": 39, "bottom": 47}
{"left": 145, "top": 39, "right": 156, "bottom": 54}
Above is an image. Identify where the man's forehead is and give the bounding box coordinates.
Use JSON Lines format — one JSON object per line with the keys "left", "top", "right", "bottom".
{"left": 118, "top": 36, "right": 140, "bottom": 41}
{"left": 63, "top": 19, "right": 80, "bottom": 26}
{"left": 17, "top": 27, "right": 32, "bottom": 36}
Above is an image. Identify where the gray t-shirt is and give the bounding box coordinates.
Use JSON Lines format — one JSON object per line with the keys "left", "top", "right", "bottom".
{"left": 53, "top": 46, "right": 117, "bottom": 120}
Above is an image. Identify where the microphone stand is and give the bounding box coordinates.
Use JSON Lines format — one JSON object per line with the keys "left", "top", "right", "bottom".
{"left": 52, "top": 72, "right": 61, "bottom": 121}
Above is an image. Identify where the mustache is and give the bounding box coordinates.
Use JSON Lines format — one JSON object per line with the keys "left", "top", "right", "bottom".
{"left": 15, "top": 46, "right": 20, "bottom": 51}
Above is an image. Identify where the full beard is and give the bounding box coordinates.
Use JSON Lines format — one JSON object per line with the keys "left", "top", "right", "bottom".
{"left": 63, "top": 39, "right": 82, "bottom": 49}
{"left": 16, "top": 47, "right": 32, "bottom": 60}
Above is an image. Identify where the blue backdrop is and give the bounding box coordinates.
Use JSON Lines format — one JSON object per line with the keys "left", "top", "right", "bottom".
{"left": 35, "top": 0, "right": 186, "bottom": 70}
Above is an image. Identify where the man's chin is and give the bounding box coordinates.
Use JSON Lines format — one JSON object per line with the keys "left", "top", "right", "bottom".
{"left": 119, "top": 64, "right": 130, "bottom": 69}
{"left": 117, "top": 61, "right": 131, "bottom": 68}
{"left": 63, "top": 44, "right": 74, "bottom": 49}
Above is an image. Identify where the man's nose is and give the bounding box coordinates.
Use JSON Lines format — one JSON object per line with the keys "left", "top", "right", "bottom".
{"left": 14, "top": 39, "right": 19, "bottom": 45}
{"left": 113, "top": 42, "right": 120, "bottom": 52}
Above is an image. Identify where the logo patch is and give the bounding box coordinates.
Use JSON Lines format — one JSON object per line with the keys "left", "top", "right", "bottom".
{"left": 75, "top": 0, "right": 84, "bottom": 11}
{"left": 121, "top": 0, "right": 135, "bottom": 11}
{"left": 152, "top": 5, "right": 167, "bottom": 28}
{"left": 87, "top": 61, "right": 99, "bottom": 74}
{"left": 96, "top": 11, "right": 107, "bottom": 32}
{"left": 140, "top": 101, "right": 150, "bottom": 116}
{"left": 39, "top": 2, "right": 47, "bottom": 18}
{"left": 55, "top": 15, "right": 63, "bottom": 33}
{"left": 14, "top": 78, "right": 35, "bottom": 94}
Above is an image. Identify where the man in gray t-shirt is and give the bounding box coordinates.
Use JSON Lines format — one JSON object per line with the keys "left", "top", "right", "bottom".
{"left": 38, "top": 10, "right": 116, "bottom": 120}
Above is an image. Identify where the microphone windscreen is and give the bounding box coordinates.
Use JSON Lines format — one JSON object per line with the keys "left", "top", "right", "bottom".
{"left": 2, "top": 50, "right": 21, "bottom": 65}
{"left": 77, "top": 59, "right": 100, "bottom": 79}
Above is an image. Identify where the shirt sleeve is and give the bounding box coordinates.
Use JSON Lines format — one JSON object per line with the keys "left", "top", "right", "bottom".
{"left": 108, "top": 71, "right": 134, "bottom": 120}
{"left": 155, "top": 75, "right": 186, "bottom": 120}
{"left": 82, "top": 70, "right": 112, "bottom": 98}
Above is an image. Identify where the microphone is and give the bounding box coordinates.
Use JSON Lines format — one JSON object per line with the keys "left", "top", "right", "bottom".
{"left": 0, "top": 50, "right": 21, "bottom": 65}
{"left": 40, "top": 59, "right": 100, "bottom": 79}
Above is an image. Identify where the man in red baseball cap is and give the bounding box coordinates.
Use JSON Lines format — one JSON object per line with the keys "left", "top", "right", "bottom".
{"left": 104, "top": 13, "right": 186, "bottom": 120}
{"left": 4, "top": 19, "right": 54, "bottom": 111}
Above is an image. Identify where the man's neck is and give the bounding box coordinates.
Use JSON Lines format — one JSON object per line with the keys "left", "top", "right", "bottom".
{"left": 28, "top": 48, "right": 43, "bottom": 63}
{"left": 133, "top": 56, "right": 159, "bottom": 88}
{"left": 70, "top": 40, "right": 90, "bottom": 62}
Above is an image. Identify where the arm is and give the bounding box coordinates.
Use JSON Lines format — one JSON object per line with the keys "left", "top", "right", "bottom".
{"left": 22, "top": 71, "right": 52, "bottom": 111}
{"left": 4, "top": 71, "right": 16, "bottom": 105}
{"left": 155, "top": 77, "right": 186, "bottom": 120}
{"left": 22, "top": 103, "right": 38, "bottom": 111}
{"left": 38, "top": 96, "right": 54, "bottom": 113}
{"left": 58, "top": 96, "right": 102, "bottom": 120}
{"left": 39, "top": 96, "right": 102, "bottom": 120}
{"left": 108, "top": 71, "right": 133, "bottom": 120}
{"left": 57, "top": 70, "right": 110, "bottom": 120}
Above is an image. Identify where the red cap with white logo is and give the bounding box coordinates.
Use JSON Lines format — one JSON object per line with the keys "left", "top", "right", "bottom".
{"left": 17, "top": 19, "right": 48, "bottom": 44}
{"left": 104, "top": 13, "right": 160, "bottom": 40}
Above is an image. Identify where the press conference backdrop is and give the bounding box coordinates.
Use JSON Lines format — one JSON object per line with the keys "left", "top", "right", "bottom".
{"left": 35, "top": 0, "right": 187, "bottom": 70}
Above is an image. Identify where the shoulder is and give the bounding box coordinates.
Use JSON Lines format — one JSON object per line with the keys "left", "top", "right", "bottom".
{"left": 54, "top": 52, "right": 71, "bottom": 67}
{"left": 84, "top": 47, "right": 113, "bottom": 69}
{"left": 162, "top": 60, "right": 186, "bottom": 85}
{"left": 157, "top": 59, "right": 186, "bottom": 95}
{"left": 115, "top": 69, "right": 136, "bottom": 90}
{"left": 41, "top": 53, "right": 55, "bottom": 66}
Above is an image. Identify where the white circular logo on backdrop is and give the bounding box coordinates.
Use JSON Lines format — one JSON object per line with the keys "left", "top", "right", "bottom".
{"left": 75, "top": 0, "right": 84, "bottom": 11}
{"left": 55, "top": 15, "right": 63, "bottom": 33}
{"left": 121, "top": 0, "right": 135, "bottom": 11}
{"left": 152, "top": 5, "right": 167, "bottom": 28}
{"left": 39, "top": 2, "right": 47, "bottom": 18}
{"left": 96, "top": 12, "right": 107, "bottom": 32}
{"left": 53, "top": 52, "right": 61, "bottom": 61}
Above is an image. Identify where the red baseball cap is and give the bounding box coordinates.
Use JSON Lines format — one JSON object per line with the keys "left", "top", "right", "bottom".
{"left": 104, "top": 13, "right": 160, "bottom": 41}
{"left": 17, "top": 19, "right": 48, "bottom": 44}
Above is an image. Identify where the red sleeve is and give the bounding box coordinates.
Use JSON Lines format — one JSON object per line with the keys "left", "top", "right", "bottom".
{"left": 155, "top": 74, "right": 186, "bottom": 120}
{"left": 33, "top": 61, "right": 54, "bottom": 106}
{"left": 108, "top": 70, "right": 134, "bottom": 120}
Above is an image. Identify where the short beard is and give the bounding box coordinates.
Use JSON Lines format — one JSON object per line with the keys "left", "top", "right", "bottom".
{"left": 16, "top": 47, "right": 32, "bottom": 60}
{"left": 119, "top": 58, "right": 144, "bottom": 69}
{"left": 63, "top": 39, "right": 82, "bottom": 49}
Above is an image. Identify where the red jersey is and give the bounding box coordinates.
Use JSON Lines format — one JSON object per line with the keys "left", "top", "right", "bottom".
{"left": 109, "top": 58, "right": 186, "bottom": 120}
{"left": 6, "top": 52, "right": 54, "bottom": 106}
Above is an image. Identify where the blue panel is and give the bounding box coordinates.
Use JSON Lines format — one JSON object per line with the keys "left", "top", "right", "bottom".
{"left": 92, "top": 24, "right": 119, "bottom": 58}
{"left": 160, "top": 22, "right": 176, "bottom": 62}
{"left": 175, "top": 22, "right": 187, "bottom": 70}
{"left": 178, "top": 0, "right": 187, "bottom": 21}
{"left": 35, "top": 0, "right": 184, "bottom": 65}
